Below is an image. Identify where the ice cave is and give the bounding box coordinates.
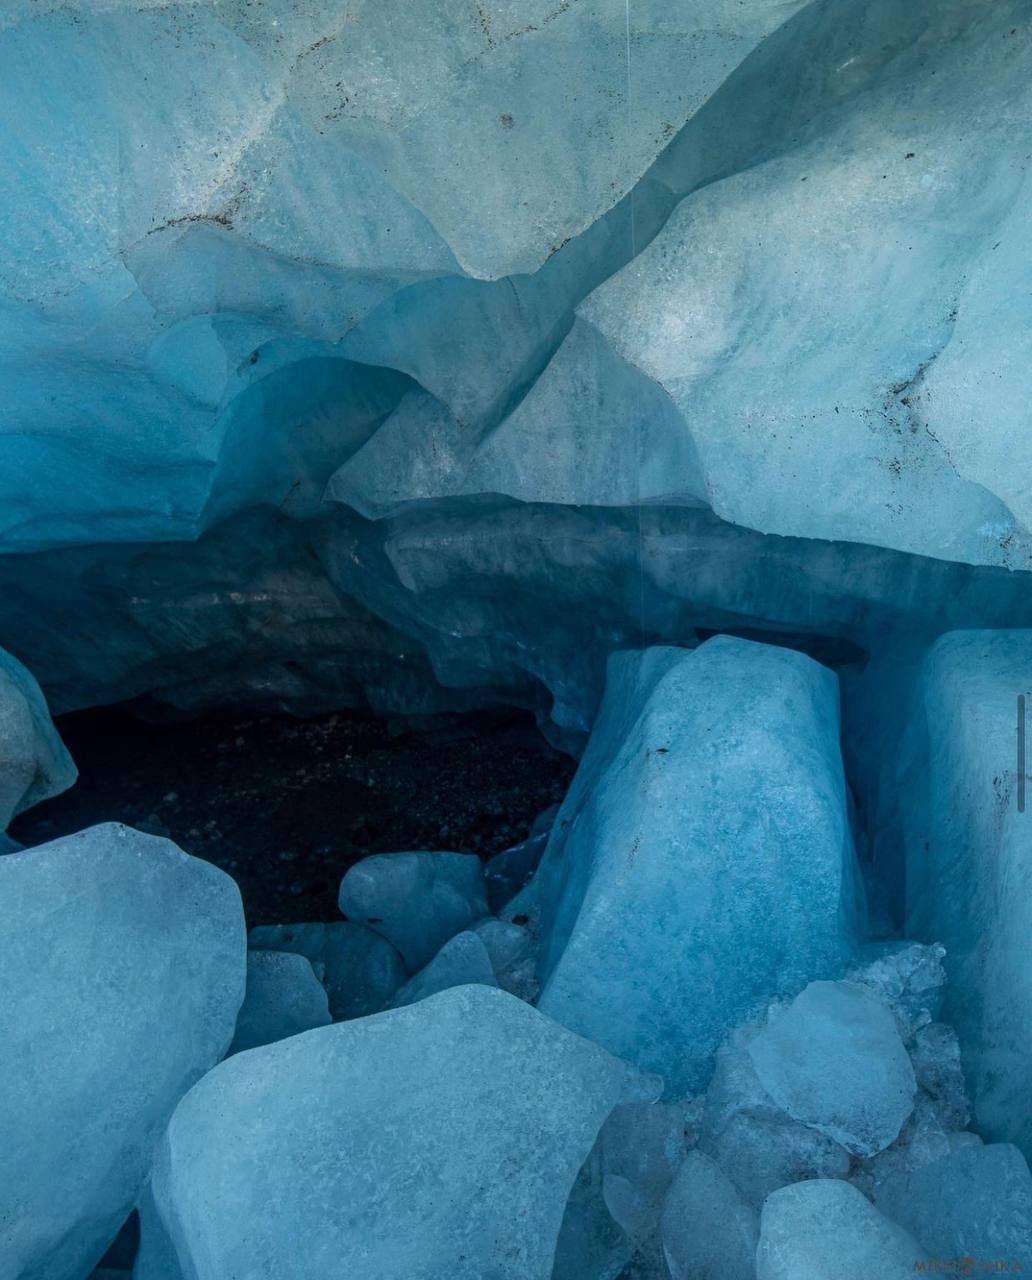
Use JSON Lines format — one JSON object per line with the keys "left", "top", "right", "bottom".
{"left": 2, "top": 2, "right": 1032, "bottom": 1277}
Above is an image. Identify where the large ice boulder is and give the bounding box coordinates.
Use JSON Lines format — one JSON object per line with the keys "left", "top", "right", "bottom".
{"left": 894, "top": 630, "right": 1032, "bottom": 1155}
{"left": 0, "top": 644, "right": 75, "bottom": 829}
{"left": 135, "top": 985, "right": 638, "bottom": 1280}
{"left": 338, "top": 850, "right": 488, "bottom": 971}
{"left": 0, "top": 823, "right": 245, "bottom": 1280}
{"left": 756, "top": 1180, "right": 922, "bottom": 1279}
{"left": 526, "top": 637, "right": 862, "bottom": 1094}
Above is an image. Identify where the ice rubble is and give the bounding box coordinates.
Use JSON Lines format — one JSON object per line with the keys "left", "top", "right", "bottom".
{"left": 0, "top": 824, "right": 245, "bottom": 1280}
{"left": 248, "top": 920, "right": 406, "bottom": 1019}
{"left": 338, "top": 849, "right": 488, "bottom": 970}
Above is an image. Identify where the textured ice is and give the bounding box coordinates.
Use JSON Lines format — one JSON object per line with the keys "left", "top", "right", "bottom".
{"left": 582, "top": 0, "right": 1032, "bottom": 569}
{"left": 0, "top": 645, "right": 75, "bottom": 829}
{"left": 698, "top": 1026, "right": 851, "bottom": 1207}
{"left": 875, "top": 1142, "right": 1032, "bottom": 1272}
{"left": 894, "top": 630, "right": 1032, "bottom": 1154}
{"left": 135, "top": 985, "right": 636, "bottom": 1280}
{"left": 389, "top": 930, "right": 498, "bottom": 1009}
{"left": 660, "top": 1151, "right": 757, "bottom": 1280}
{"left": 472, "top": 918, "right": 538, "bottom": 1000}
{"left": 757, "top": 1180, "right": 922, "bottom": 1280}
{"left": 229, "top": 950, "right": 331, "bottom": 1054}
{"left": 248, "top": 921, "right": 406, "bottom": 1020}
{"left": 338, "top": 850, "right": 488, "bottom": 971}
{"left": 747, "top": 980, "right": 916, "bottom": 1157}
{"left": 0, "top": 823, "right": 244, "bottom": 1280}
{"left": 526, "top": 636, "right": 861, "bottom": 1093}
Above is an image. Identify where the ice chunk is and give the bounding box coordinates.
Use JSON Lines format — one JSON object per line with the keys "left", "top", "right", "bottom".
{"left": 0, "top": 823, "right": 244, "bottom": 1280}
{"left": 756, "top": 1180, "right": 922, "bottom": 1280}
{"left": 485, "top": 829, "right": 550, "bottom": 913}
{"left": 338, "top": 850, "right": 488, "bottom": 971}
{"left": 747, "top": 980, "right": 916, "bottom": 1157}
{"left": 846, "top": 940, "right": 947, "bottom": 1040}
{"left": 895, "top": 630, "right": 1032, "bottom": 1154}
{"left": 229, "top": 951, "right": 330, "bottom": 1055}
{"left": 698, "top": 1027, "right": 850, "bottom": 1207}
{"left": 389, "top": 931, "right": 498, "bottom": 1008}
{"left": 0, "top": 644, "right": 75, "bottom": 828}
{"left": 532, "top": 637, "right": 862, "bottom": 1094}
{"left": 248, "top": 921, "right": 406, "bottom": 1020}
{"left": 136, "top": 985, "right": 635, "bottom": 1280}
{"left": 875, "top": 1143, "right": 1032, "bottom": 1272}
{"left": 599, "top": 1101, "right": 691, "bottom": 1241}
{"left": 472, "top": 917, "right": 538, "bottom": 1000}
{"left": 909, "top": 1022, "right": 970, "bottom": 1131}
{"left": 660, "top": 1151, "right": 757, "bottom": 1280}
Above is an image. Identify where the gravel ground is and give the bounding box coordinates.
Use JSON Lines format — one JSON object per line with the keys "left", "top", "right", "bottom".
{"left": 10, "top": 706, "right": 574, "bottom": 927}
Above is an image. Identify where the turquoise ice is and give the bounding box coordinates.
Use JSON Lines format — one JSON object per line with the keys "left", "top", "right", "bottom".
{"left": 525, "top": 636, "right": 863, "bottom": 1093}
{"left": 0, "top": 824, "right": 244, "bottom": 1280}
{"left": 135, "top": 986, "right": 637, "bottom": 1280}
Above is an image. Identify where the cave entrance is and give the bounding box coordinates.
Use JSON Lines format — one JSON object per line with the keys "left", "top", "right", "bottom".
{"left": 9, "top": 706, "right": 574, "bottom": 927}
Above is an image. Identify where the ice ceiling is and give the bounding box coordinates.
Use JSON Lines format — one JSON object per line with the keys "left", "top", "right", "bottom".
{"left": 2, "top": 0, "right": 1032, "bottom": 738}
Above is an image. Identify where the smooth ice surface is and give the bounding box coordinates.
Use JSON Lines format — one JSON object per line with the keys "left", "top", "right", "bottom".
{"left": 529, "top": 637, "right": 862, "bottom": 1093}
{"left": 0, "top": 823, "right": 244, "bottom": 1280}
{"left": 135, "top": 985, "right": 635, "bottom": 1280}
{"left": 756, "top": 1180, "right": 922, "bottom": 1280}
{"left": 248, "top": 921, "right": 406, "bottom": 1020}
{"left": 660, "top": 1151, "right": 757, "bottom": 1280}
{"left": 388, "top": 930, "right": 498, "bottom": 1009}
{"left": 338, "top": 850, "right": 488, "bottom": 971}
{"left": 875, "top": 1143, "right": 1032, "bottom": 1272}
{"left": 229, "top": 950, "right": 331, "bottom": 1054}
{"left": 747, "top": 981, "right": 916, "bottom": 1157}
{"left": 0, "top": 645, "right": 75, "bottom": 829}
{"left": 893, "top": 630, "right": 1032, "bottom": 1155}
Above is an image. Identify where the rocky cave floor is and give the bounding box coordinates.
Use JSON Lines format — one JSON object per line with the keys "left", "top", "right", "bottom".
{"left": 10, "top": 706, "right": 574, "bottom": 926}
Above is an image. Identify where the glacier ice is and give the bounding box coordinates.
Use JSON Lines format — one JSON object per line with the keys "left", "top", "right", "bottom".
{"left": 248, "top": 921, "right": 406, "bottom": 1020}
{"left": 874, "top": 1142, "right": 1032, "bottom": 1272}
{"left": 0, "top": 823, "right": 244, "bottom": 1280}
{"left": 338, "top": 849, "right": 489, "bottom": 971}
{"left": 3, "top": 2, "right": 1032, "bottom": 1275}
{"left": 660, "top": 1151, "right": 757, "bottom": 1280}
{"left": 524, "top": 636, "right": 862, "bottom": 1093}
{"left": 388, "top": 930, "right": 498, "bottom": 1009}
{"left": 135, "top": 985, "right": 636, "bottom": 1280}
{"left": 892, "top": 630, "right": 1032, "bottom": 1155}
{"left": 746, "top": 980, "right": 916, "bottom": 1157}
{"left": 229, "top": 950, "right": 331, "bottom": 1055}
{"left": 756, "top": 1180, "right": 922, "bottom": 1280}
{"left": 0, "top": 644, "right": 75, "bottom": 830}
